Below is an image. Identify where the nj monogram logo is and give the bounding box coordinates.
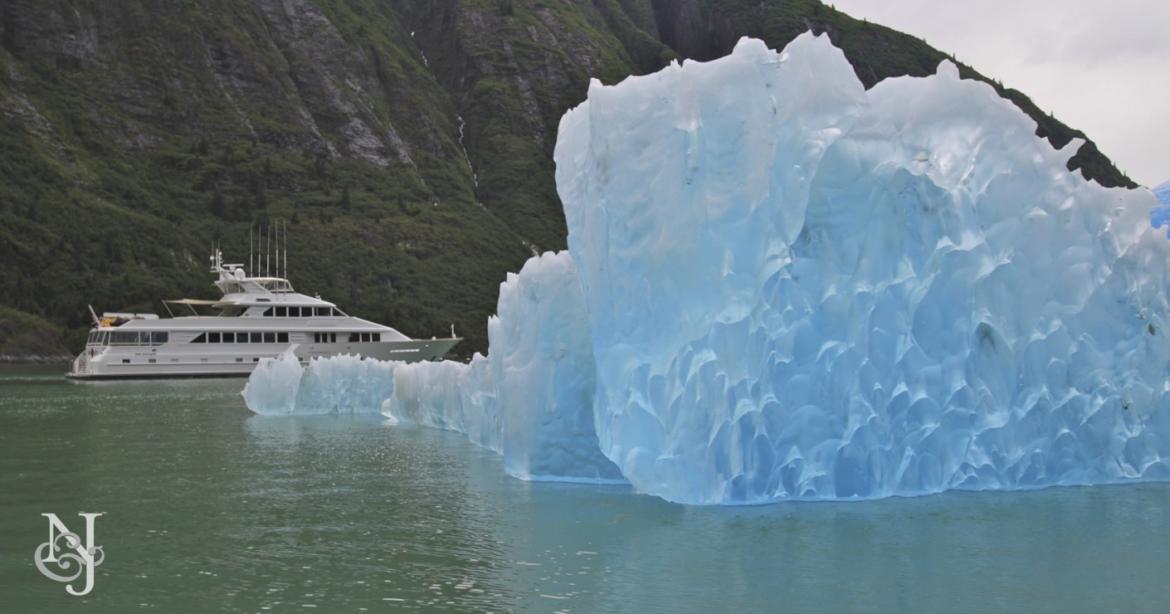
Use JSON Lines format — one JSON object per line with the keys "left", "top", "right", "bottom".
{"left": 34, "top": 512, "right": 105, "bottom": 596}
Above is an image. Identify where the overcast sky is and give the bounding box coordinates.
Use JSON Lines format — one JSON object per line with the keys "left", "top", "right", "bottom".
{"left": 831, "top": 0, "right": 1169, "bottom": 187}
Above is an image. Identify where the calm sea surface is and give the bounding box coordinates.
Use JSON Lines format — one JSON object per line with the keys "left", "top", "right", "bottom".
{"left": 1, "top": 364, "right": 1168, "bottom": 613}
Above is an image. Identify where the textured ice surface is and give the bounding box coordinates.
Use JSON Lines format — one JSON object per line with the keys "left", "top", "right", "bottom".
{"left": 1154, "top": 181, "right": 1170, "bottom": 236}
{"left": 1155, "top": 181, "right": 1170, "bottom": 204}
{"left": 383, "top": 356, "right": 499, "bottom": 448}
{"left": 555, "top": 33, "right": 1170, "bottom": 503}
{"left": 386, "top": 251, "right": 623, "bottom": 483}
{"left": 242, "top": 350, "right": 397, "bottom": 416}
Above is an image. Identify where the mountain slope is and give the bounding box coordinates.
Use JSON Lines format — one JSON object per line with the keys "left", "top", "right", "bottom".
{"left": 0, "top": 0, "right": 1138, "bottom": 357}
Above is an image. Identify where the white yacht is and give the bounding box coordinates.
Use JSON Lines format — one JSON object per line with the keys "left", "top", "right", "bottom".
{"left": 67, "top": 250, "right": 460, "bottom": 379}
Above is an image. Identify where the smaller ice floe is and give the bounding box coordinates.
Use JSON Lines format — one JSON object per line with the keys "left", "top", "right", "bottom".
{"left": 242, "top": 350, "right": 397, "bottom": 416}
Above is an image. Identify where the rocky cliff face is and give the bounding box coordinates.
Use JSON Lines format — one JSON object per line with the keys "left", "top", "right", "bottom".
{"left": 0, "top": 0, "right": 1136, "bottom": 356}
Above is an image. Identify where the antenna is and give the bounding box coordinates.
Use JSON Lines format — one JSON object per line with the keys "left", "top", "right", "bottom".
{"left": 249, "top": 225, "right": 253, "bottom": 276}
{"left": 266, "top": 221, "right": 271, "bottom": 277}
{"left": 283, "top": 219, "right": 288, "bottom": 279}
{"left": 272, "top": 217, "right": 279, "bottom": 277}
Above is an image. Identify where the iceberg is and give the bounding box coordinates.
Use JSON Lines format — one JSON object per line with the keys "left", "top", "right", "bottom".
{"left": 244, "top": 252, "right": 623, "bottom": 482}
{"left": 555, "top": 33, "right": 1170, "bottom": 503}
{"left": 1155, "top": 181, "right": 1170, "bottom": 204}
{"left": 242, "top": 350, "right": 398, "bottom": 416}
{"left": 244, "top": 32, "right": 1170, "bottom": 505}
{"left": 1154, "top": 181, "right": 1170, "bottom": 236}
{"left": 386, "top": 250, "right": 623, "bottom": 483}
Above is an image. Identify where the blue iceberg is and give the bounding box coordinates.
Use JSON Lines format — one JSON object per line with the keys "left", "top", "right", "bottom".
{"left": 1153, "top": 181, "right": 1170, "bottom": 236}
{"left": 243, "top": 350, "right": 397, "bottom": 416}
{"left": 245, "top": 33, "right": 1170, "bottom": 505}
{"left": 384, "top": 251, "right": 624, "bottom": 483}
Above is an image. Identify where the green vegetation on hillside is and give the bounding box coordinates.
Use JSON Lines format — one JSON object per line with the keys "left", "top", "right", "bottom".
{"left": 0, "top": 0, "right": 1136, "bottom": 358}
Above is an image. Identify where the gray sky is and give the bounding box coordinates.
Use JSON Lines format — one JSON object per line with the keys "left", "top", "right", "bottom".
{"left": 831, "top": 0, "right": 1170, "bottom": 187}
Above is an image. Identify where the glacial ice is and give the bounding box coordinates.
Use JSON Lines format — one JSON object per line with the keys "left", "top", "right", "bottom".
{"left": 554, "top": 33, "right": 1170, "bottom": 503}
{"left": 244, "top": 32, "right": 1170, "bottom": 505}
{"left": 1154, "top": 181, "right": 1170, "bottom": 236}
{"left": 381, "top": 251, "right": 623, "bottom": 483}
{"left": 242, "top": 349, "right": 397, "bottom": 416}
{"left": 1155, "top": 181, "right": 1170, "bottom": 204}
{"left": 244, "top": 253, "right": 622, "bottom": 482}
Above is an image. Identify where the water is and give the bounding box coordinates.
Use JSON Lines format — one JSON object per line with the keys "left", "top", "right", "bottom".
{"left": 1, "top": 365, "right": 1168, "bottom": 613}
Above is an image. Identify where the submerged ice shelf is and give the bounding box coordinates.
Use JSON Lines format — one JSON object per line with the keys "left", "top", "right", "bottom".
{"left": 245, "top": 33, "right": 1170, "bottom": 505}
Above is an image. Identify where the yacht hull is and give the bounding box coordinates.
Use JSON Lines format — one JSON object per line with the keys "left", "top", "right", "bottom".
{"left": 67, "top": 338, "right": 461, "bottom": 381}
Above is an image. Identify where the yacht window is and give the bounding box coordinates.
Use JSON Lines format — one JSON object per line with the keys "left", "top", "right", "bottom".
{"left": 223, "top": 332, "right": 235, "bottom": 343}
{"left": 373, "top": 333, "right": 381, "bottom": 342}
{"left": 277, "top": 332, "right": 288, "bottom": 343}
{"left": 263, "top": 332, "right": 275, "bottom": 343}
{"left": 251, "top": 332, "right": 261, "bottom": 343}
{"left": 87, "top": 332, "right": 95, "bottom": 344}
{"left": 237, "top": 333, "right": 248, "bottom": 343}
{"left": 192, "top": 333, "right": 206, "bottom": 343}
{"left": 209, "top": 332, "right": 221, "bottom": 343}
{"left": 275, "top": 307, "right": 287, "bottom": 317}
{"left": 312, "top": 333, "right": 318, "bottom": 343}
{"left": 99, "top": 331, "right": 110, "bottom": 345}
{"left": 287, "top": 307, "right": 298, "bottom": 317}
{"left": 152, "top": 332, "right": 168, "bottom": 345}
{"left": 330, "top": 333, "right": 337, "bottom": 343}
{"left": 262, "top": 307, "right": 273, "bottom": 317}
{"left": 348, "top": 333, "right": 360, "bottom": 343}
{"left": 111, "top": 331, "right": 138, "bottom": 345}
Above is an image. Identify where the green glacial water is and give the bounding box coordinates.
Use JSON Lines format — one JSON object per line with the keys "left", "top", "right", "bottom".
{"left": 1, "top": 364, "right": 1169, "bottom": 613}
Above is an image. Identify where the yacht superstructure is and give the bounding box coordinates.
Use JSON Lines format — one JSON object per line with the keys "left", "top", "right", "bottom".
{"left": 67, "top": 250, "right": 460, "bottom": 379}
